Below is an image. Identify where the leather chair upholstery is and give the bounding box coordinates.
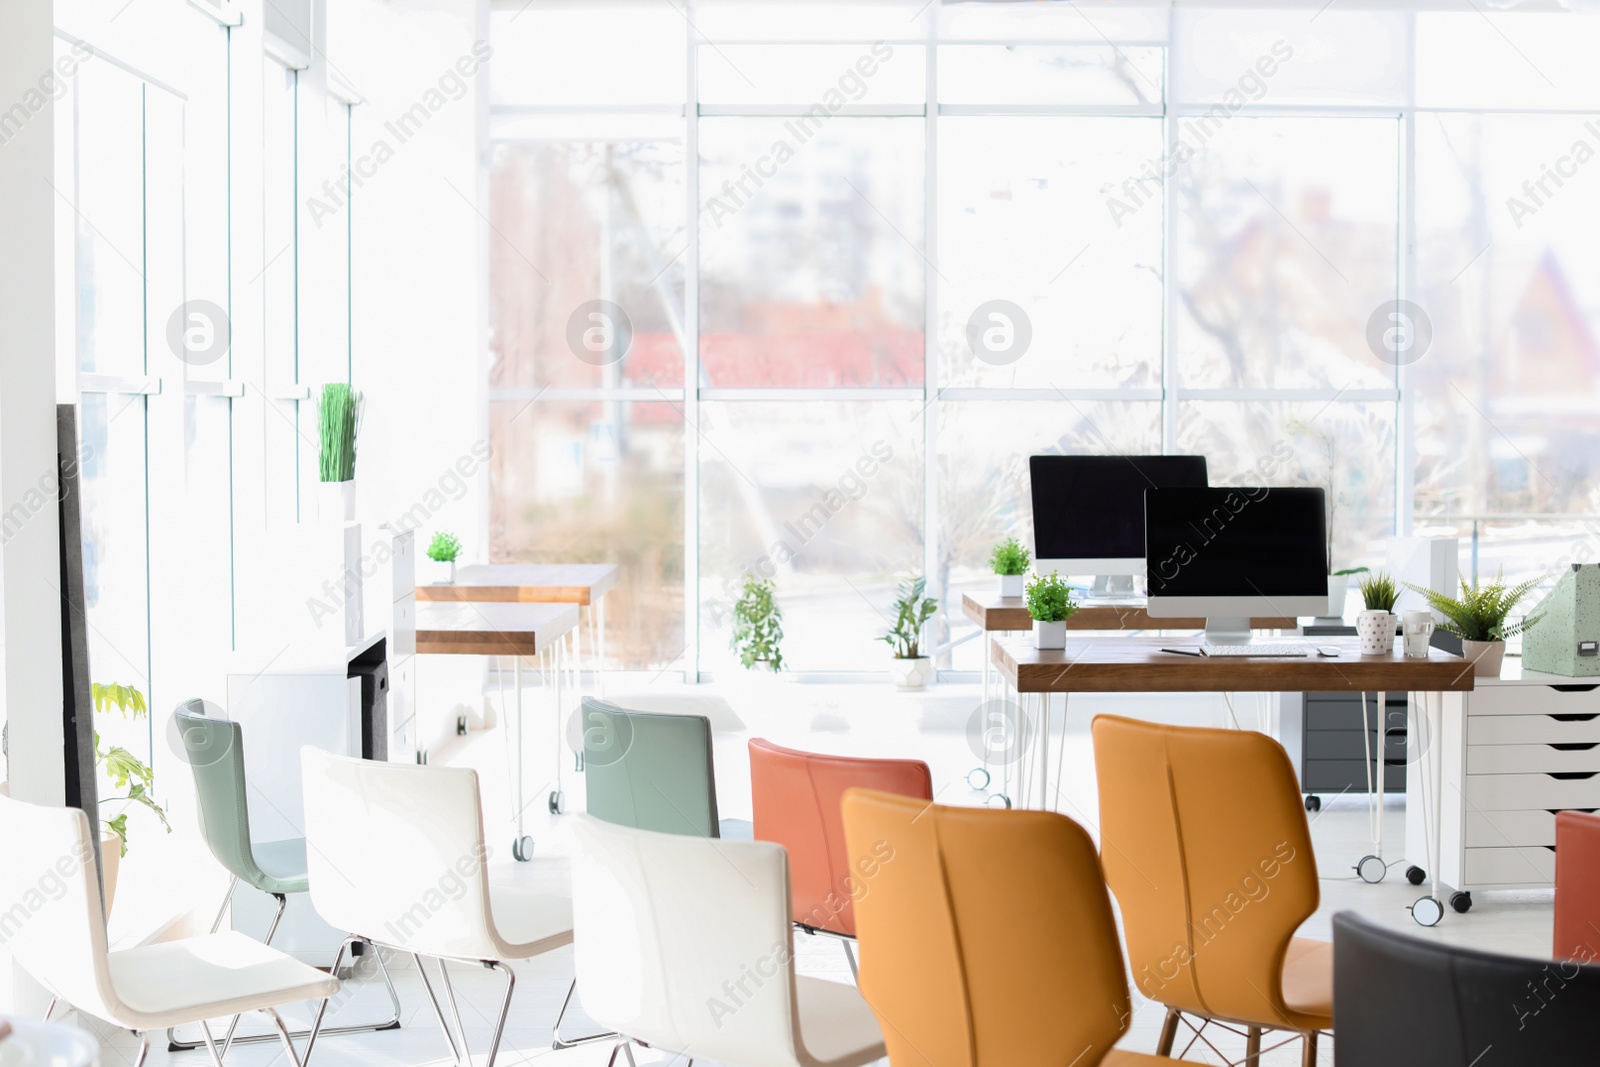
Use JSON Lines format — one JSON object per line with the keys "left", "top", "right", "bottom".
{"left": 1092, "top": 714, "right": 1330, "bottom": 1062}
{"left": 749, "top": 738, "right": 932, "bottom": 936}
{"left": 1553, "top": 809, "right": 1600, "bottom": 962}
{"left": 581, "top": 697, "right": 728, "bottom": 837}
{"left": 839, "top": 789, "right": 1170, "bottom": 1066}
{"left": 1334, "top": 910, "right": 1599, "bottom": 1064}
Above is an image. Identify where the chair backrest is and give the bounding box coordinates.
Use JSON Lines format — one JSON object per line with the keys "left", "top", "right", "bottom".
{"left": 839, "top": 789, "right": 1133, "bottom": 1066}
{"left": 1334, "top": 910, "right": 1600, "bottom": 1064}
{"left": 1554, "top": 810, "right": 1600, "bottom": 961}
{"left": 0, "top": 794, "right": 122, "bottom": 1025}
{"left": 571, "top": 815, "right": 812, "bottom": 1067}
{"left": 299, "top": 747, "right": 504, "bottom": 960}
{"left": 1092, "top": 714, "right": 1318, "bottom": 1025}
{"left": 174, "top": 701, "right": 276, "bottom": 892}
{"left": 581, "top": 697, "right": 720, "bottom": 837}
{"left": 749, "top": 737, "right": 932, "bottom": 936}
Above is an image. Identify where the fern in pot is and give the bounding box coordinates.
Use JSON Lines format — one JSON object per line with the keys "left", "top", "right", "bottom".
{"left": 1355, "top": 571, "right": 1400, "bottom": 655}
{"left": 881, "top": 577, "right": 937, "bottom": 689}
{"left": 1026, "top": 570, "right": 1079, "bottom": 650}
{"left": 1406, "top": 571, "right": 1548, "bottom": 677}
{"left": 990, "top": 537, "right": 1030, "bottom": 599}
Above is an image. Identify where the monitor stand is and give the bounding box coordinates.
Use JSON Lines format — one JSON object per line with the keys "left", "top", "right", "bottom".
{"left": 1091, "top": 575, "right": 1137, "bottom": 600}
{"left": 1204, "top": 617, "right": 1253, "bottom": 646}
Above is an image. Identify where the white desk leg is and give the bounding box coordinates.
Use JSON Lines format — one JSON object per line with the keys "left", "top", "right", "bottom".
{"left": 1409, "top": 690, "right": 1446, "bottom": 925}
{"left": 1036, "top": 693, "right": 1051, "bottom": 811}
{"left": 511, "top": 655, "right": 533, "bottom": 862}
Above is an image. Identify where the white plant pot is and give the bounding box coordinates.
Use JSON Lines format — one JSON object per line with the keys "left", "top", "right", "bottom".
{"left": 428, "top": 558, "right": 457, "bottom": 585}
{"left": 99, "top": 829, "right": 122, "bottom": 917}
{"left": 1462, "top": 639, "right": 1507, "bottom": 678}
{"left": 1326, "top": 574, "right": 1350, "bottom": 620}
{"left": 319, "top": 479, "right": 356, "bottom": 523}
{"left": 888, "top": 656, "right": 932, "bottom": 689}
{"left": 1034, "top": 619, "right": 1066, "bottom": 650}
{"left": 1356, "top": 610, "right": 1397, "bottom": 656}
{"left": 997, "top": 574, "right": 1024, "bottom": 599}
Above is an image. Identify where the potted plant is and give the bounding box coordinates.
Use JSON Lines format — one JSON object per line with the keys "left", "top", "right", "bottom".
{"left": 317, "top": 382, "right": 363, "bottom": 522}
{"left": 91, "top": 683, "right": 171, "bottom": 915}
{"left": 1355, "top": 571, "right": 1400, "bottom": 655}
{"left": 732, "top": 574, "right": 785, "bottom": 671}
{"left": 990, "top": 537, "right": 1030, "bottom": 599}
{"left": 1026, "top": 570, "right": 1078, "bottom": 650}
{"left": 881, "top": 577, "right": 937, "bottom": 689}
{"left": 1406, "top": 572, "right": 1548, "bottom": 677}
{"left": 427, "top": 531, "right": 462, "bottom": 584}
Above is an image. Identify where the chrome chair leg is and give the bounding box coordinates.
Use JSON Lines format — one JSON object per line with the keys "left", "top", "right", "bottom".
{"left": 842, "top": 938, "right": 859, "bottom": 980}
{"left": 42, "top": 997, "right": 57, "bottom": 1021}
{"left": 606, "top": 1039, "right": 639, "bottom": 1067}
{"left": 414, "top": 953, "right": 464, "bottom": 1067}
{"left": 439, "top": 958, "right": 474, "bottom": 1067}
{"left": 262, "top": 1007, "right": 305, "bottom": 1067}
{"left": 303, "top": 936, "right": 358, "bottom": 1067}
{"left": 551, "top": 977, "right": 618, "bottom": 1049}
{"left": 482, "top": 959, "right": 516, "bottom": 1067}
{"left": 200, "top": 1020, "right": 226, "bottom": 1067}
{"left": 130, "top": 1031, "right": 151, "bottom": 1067}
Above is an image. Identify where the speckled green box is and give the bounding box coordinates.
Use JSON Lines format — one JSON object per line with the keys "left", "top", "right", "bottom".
{"left": 1523, "top": 565, "right": 1600, "bottom": 677}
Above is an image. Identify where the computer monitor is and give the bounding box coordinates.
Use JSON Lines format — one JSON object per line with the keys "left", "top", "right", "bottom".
{"left": 1030, "top": 455, "right": 1209, "bottom": 597}
{"left": 1145, "top": 486, "right": 1329, "bottom": 643}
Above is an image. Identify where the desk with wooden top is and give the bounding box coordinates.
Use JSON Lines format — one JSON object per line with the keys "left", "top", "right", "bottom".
{"left": 415, "top": 601, "right": 581, "bottom": 861}
{"left": 989, "top": 634, "right": 1478, "bottom": 925}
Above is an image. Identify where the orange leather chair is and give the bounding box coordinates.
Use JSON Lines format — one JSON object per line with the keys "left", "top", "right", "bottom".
{"left": 749, "top": 739, "right": 932, "bottom": 971}
{"left": 1554, "top": 810, "right": 1600, "bottom": 962}
{"left": 1092, "top": 714, "right": 1330, "bottom": 1067}
{"left": 839, "top": 789, "right": 1169, "bottom": 1066}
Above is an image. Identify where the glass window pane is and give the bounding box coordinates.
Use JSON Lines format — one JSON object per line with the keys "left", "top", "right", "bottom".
{"left": 490, "top": 142, "right": 685, "bottom": 390}
{"left": 939, "top": 46, "right": 1162, "bottom": 106}
{"left": 491, "top": 8, "right": 685, "bottom": 106}
{"left": 698, "top": 4, "right": 930, "bottom": 41}
{"left": 1178, "top": 400, "right": 1396, "bottom": 573}
{"left": 183, "top": 396, "right": 234, "bottom": 646}
{"left": 699, "top": 118, "right": 924, "bottom": 388}
{"left": 698, "top": 44, "right": 924, "bottom": 108}
{"left": 1418, "top": 12, "right": 1600, "bottom": 111}
{"left": 937, "top": 4, "right": 1167, "bottom": 43}
{"left": 1172, "top": 9, "right": 1409, "bottom": 107}
{"left": 1177, "top": 117, "right": 1399, "bottom": 390}
{"left": 74, "top": 62, "right": 146, "bottom": 375}
{"left": 699, "top": 401, "right": 923, "bottom": 672}
{"left": 489, "top": 400, "right": 685, "bottom": 672}
{"left": 938, "top": 400, "right": 1162, "bottom": 671}
{"left": 938, "top": 117, "right": 1162, "bottom": 389}
{"left": 1413, "top": 113, "right": 1600, "bottom": 529}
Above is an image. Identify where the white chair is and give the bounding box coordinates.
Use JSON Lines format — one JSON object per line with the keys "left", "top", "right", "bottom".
{"left": 0, "top": 794, "right": 338, "bottom": 1067}
{"left": 298, "top": 747, "right": 584, "bottom": 1067}
{"left": 571, "top": 815, "right": 886, "bottom": 1067}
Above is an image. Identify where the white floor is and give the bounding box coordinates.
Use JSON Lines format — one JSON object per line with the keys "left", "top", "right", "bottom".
{"left": 71, "top": 678, "right": 1554, "bottom": 1067}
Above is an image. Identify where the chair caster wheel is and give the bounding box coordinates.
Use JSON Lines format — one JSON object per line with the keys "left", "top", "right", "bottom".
{"left": 549, "top": 790, "right": 566, "bottom": 814}
{"left": 1357, "top": 855, "right": 1386, "bottom": 884}
{"left": 1304, "top": 795, "right": 1321, "bottom": 812}
{"left": 1406, "top": 865, "right": 1426, "bottom": 886}
{"left": 1450, "top": 891, "right": 1472, "bottom": 914}
{"left": 1411, "top": 896, "right": 1444, "bottom": 927}
{"left": 985, "top": 793, "right": 1012, "bottom": 809}
{"left": 966, "top": 767, "right": 991, "bottom": 791}
{"left": 512, "top": 835, "right": 534, "bottom": 861}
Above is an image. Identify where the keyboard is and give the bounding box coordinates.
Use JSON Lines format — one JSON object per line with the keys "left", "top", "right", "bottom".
{"left": 1199, "top": 644, "right": 1310, "bottom": 658}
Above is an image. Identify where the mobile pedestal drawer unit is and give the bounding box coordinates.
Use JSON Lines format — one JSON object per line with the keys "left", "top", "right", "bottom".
{"left": 1406, "top": 661, "right": 1600, "bottom": 914}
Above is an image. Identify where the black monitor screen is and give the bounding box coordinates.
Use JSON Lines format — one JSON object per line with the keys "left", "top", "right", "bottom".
{"left": 1145, "top": 487, "right": 1328, "bottom": 597}
{"left": 1030, "top": 456, "right": 1209, "bottom": 562}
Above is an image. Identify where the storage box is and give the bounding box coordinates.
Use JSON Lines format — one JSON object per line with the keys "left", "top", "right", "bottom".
{"left": 1523, "top": 564, "right": 1600, "bottom": 677}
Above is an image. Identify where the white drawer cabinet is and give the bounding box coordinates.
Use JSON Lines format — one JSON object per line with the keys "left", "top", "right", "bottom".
{"left": 1408, "top": 664, "right": 1600, "bottom": 899}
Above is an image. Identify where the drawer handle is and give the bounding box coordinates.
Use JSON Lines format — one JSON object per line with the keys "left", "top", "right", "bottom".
{"left": 1548, "top": 772, "right": 1599, "bottom": 780}
{"left": 1550, "top": 714, "right": 1600, "bottom": 722}
{"left": 1551, "top": 685, "right": 1600, "bottom": 694}
{"left": 1547, "top": 809, "right": 1600, "bottom": 815}
{"left": 1551, "top": 743, "right": 1600, "bottom": 752}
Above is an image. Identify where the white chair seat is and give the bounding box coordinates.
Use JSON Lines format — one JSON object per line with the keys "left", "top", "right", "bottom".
{"left": 793, "top": 977, "right": 888, "bottom": 1067}
{"left": 106, "top": 931, "right": 339, "bottom": 1030}
{"left": 485, "top": 882, "right": 575, "bottom": 958}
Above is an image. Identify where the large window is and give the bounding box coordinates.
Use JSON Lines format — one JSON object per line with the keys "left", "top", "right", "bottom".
{"left": 490, "top": 3, "right": 1600, "bottom": 675}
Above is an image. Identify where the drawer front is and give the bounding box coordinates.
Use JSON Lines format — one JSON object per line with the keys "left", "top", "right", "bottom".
{"left": 1306, "top": 731, "right": 1407, "bottom": 760}
{"left": 1464, "top": 846, "right": 1555, "bottom": 887}
{"left": 1469, "top": 713, "right": 1600, "bottom": 746}
{"left": 1302, "top": 760, "right": 1404, "bottom": 793}
{"left": 1467, "top": 684, "right": 1600, "bottom": 717}
{"left": 1464, "top": 772, "right": 1600, "bottom": 811}
{"left": 1467, "top": 744, "right": 1600, "bottom": 774}
{"left": 392, "top": 594, "right": 416, "bottom": 657}
{"left": 390, "top": 715, "right": 416, "bottom": 764}
{"left": 1465, "top": 808, "right": 1561, "bottom": 848}
{"left": 391, "top": 532, "right": 415, "bottom": 599}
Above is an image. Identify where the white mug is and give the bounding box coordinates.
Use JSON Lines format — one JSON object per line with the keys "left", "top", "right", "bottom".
{"left": 1403, "top": 609, "right": 1435, "bottom": 659}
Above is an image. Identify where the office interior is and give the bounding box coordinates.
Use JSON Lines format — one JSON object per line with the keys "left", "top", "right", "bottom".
{"left": 4, "top": 0, "right": 1600, "bottom": 1064}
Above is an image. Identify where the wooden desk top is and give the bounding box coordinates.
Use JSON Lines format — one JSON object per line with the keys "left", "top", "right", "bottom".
{"left": 415, "top": 601, "right": 580, "bottom": 657}
{"left": 415, "top": 563, "right": 619, "bottom": 605}
{"left": 961, "top": 593, "right": 1296, "bottom": 633}
{"left": 992, "top": 635, "right": 1477, "bottom": 694}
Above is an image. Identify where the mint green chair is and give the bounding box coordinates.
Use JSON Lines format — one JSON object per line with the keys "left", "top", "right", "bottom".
{"left": 580, "top": 697, "right": 750, "bottom": 839}
{"left": 169, "top": 701, "right": 400, "bottom": 1054}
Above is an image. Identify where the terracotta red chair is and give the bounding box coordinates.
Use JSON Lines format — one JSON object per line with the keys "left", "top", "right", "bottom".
{"left": 748, "top": 738, "right": 933, "bottom": 974}
{"left": 1554, "top": 810, "right": 1600, "bottom": 961}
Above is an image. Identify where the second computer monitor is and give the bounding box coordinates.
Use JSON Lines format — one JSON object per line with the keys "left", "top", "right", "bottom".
{"left": 1030, "top": 455, "right": 1209, "bottom": 592}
